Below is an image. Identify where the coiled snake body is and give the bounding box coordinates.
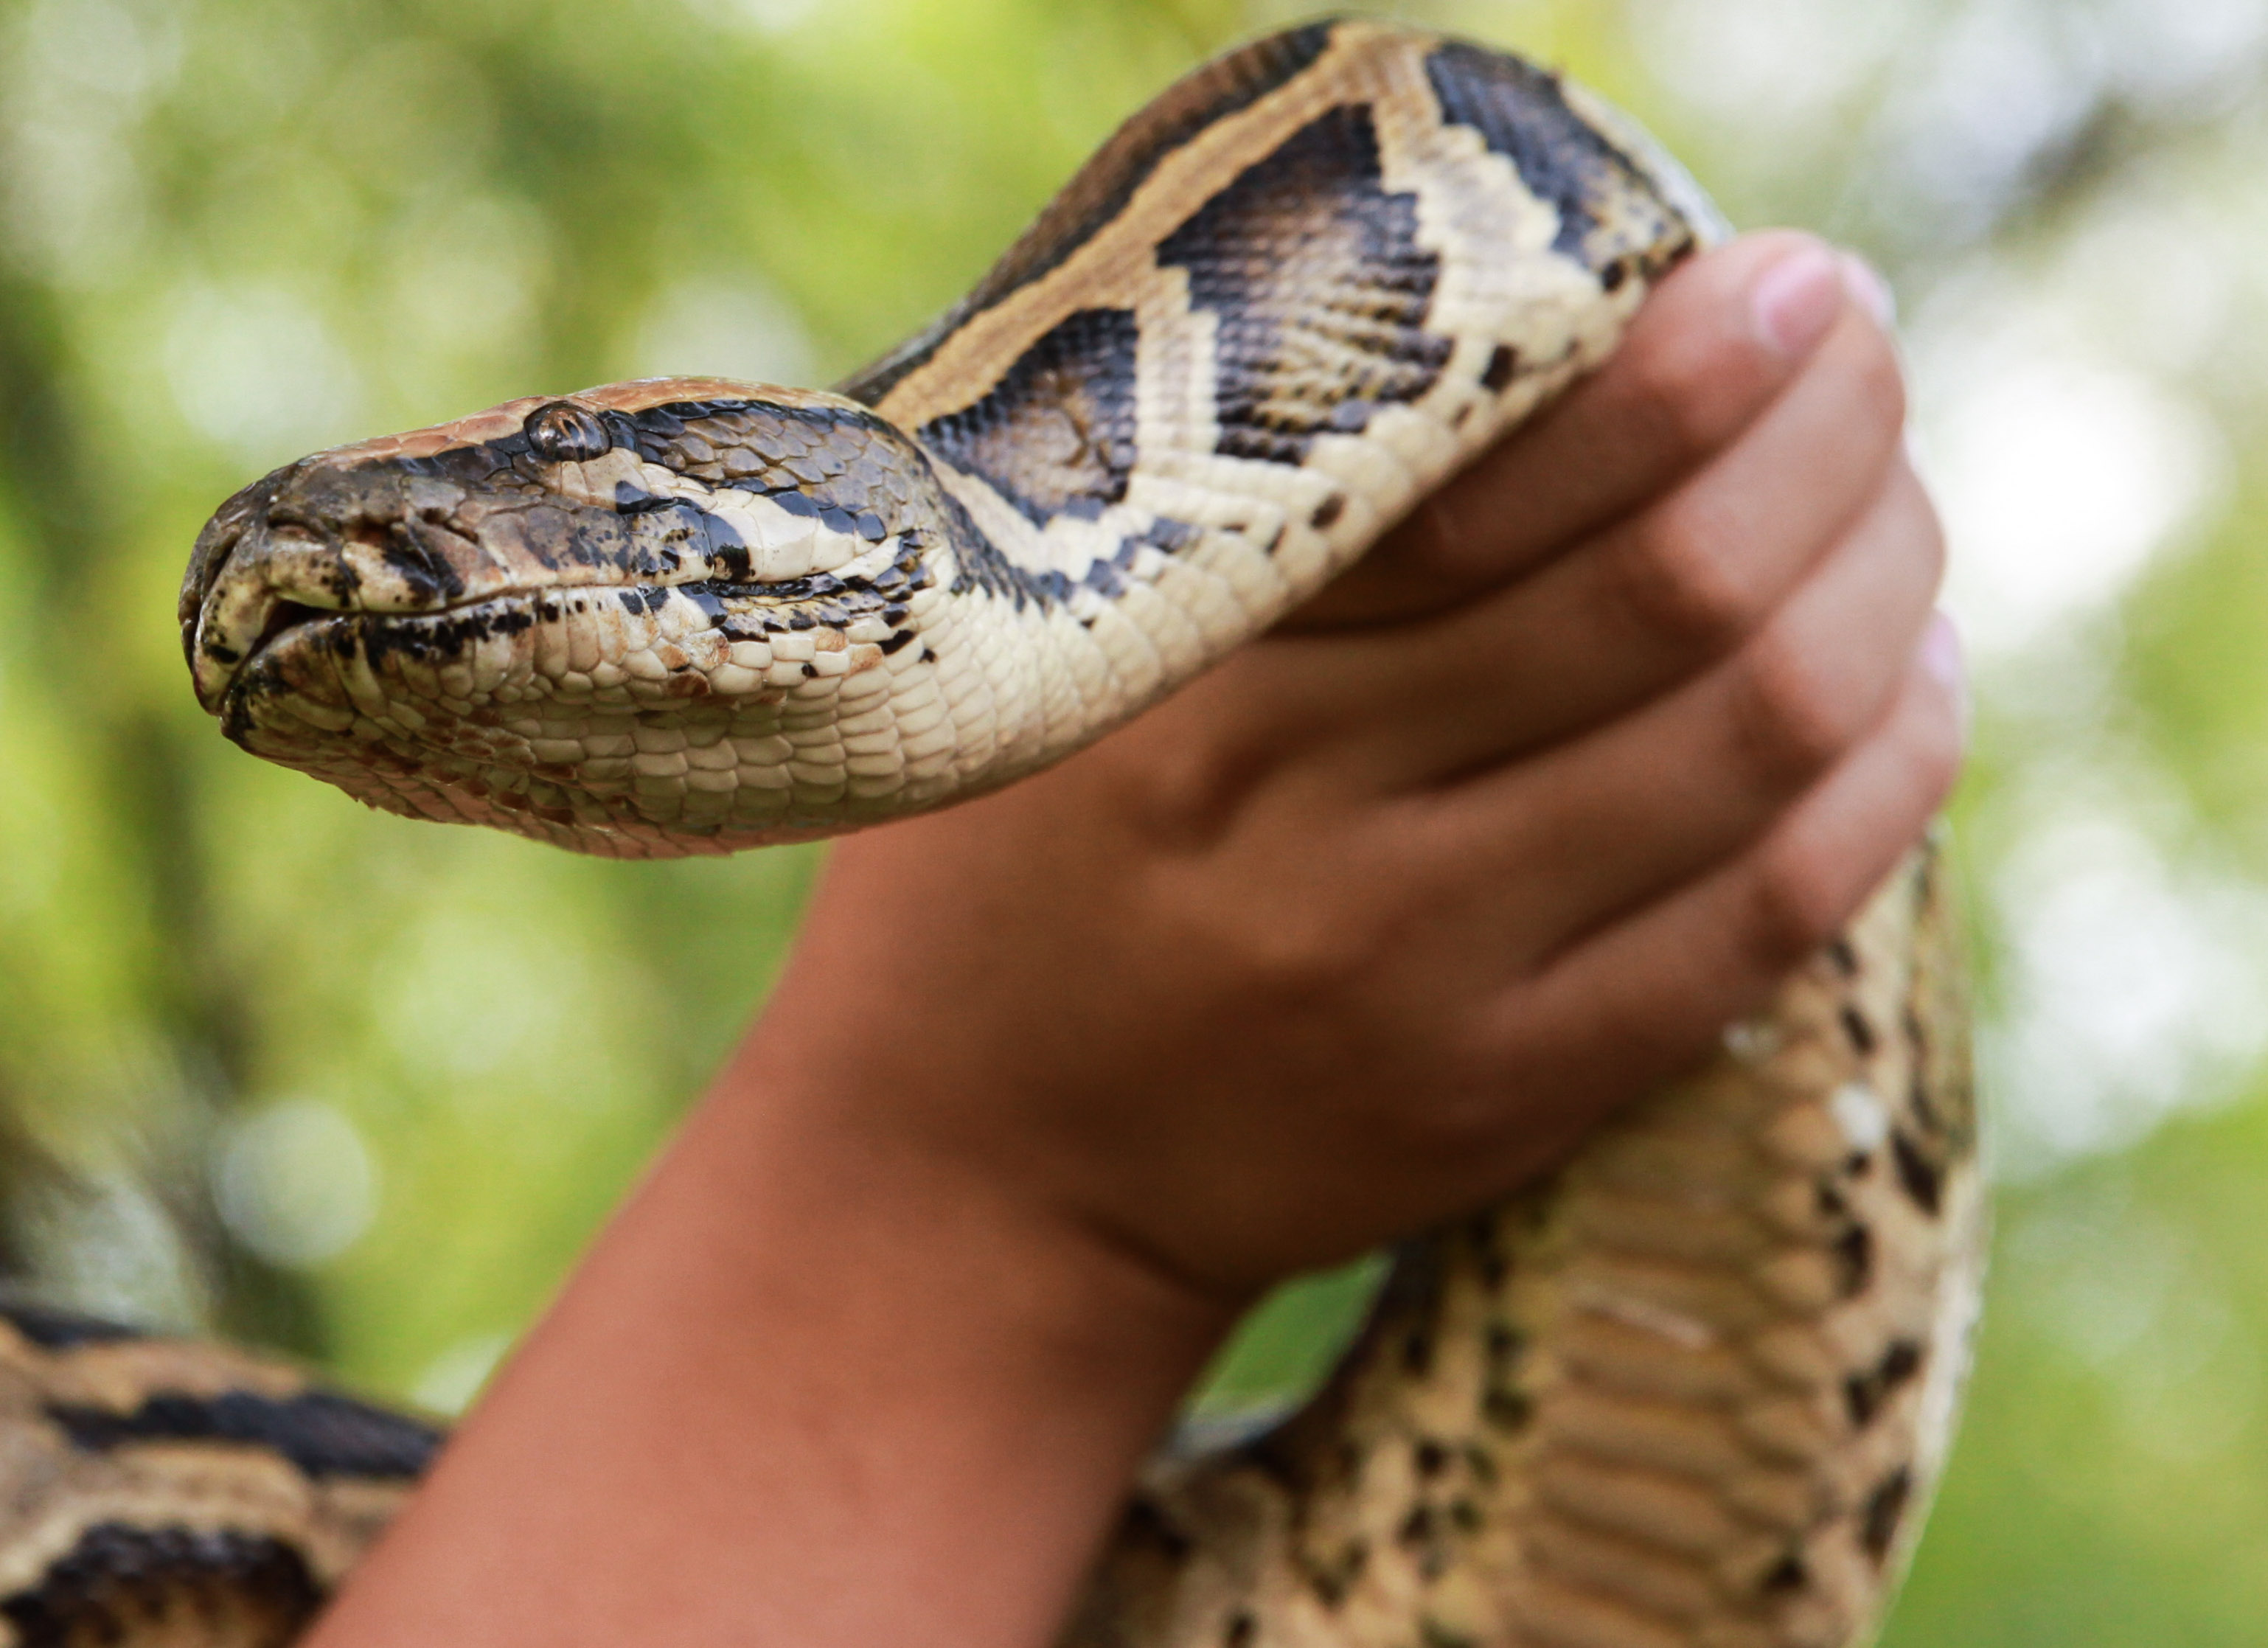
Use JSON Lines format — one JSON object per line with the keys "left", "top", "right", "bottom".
{"left": 0, "top": 21, "right": 1983, "bottom": 1647}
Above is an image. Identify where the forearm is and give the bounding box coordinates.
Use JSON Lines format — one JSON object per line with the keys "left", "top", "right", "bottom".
{"left": 305, "top": 1005, "right": 1232, "bottom": 1648}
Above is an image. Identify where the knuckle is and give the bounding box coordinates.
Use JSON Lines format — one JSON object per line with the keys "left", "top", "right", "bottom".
{"left": 1239, "top": 906, "right": 1381, "bottom": 997}
{"left": 1842, "top": 328, "right": 1909, "bottom": 442}
{"left": 1896, "top": 474, "right": 1949, "bottom": 585}
{"left": 1611, "top": 501, "right": 1759, "bottom": 648}
{"left": 1130, "top": 746, "right": 1250, "bottom": 849}
{"left": 1745, "top": 837, "right": 1854, "bottom": 972}
{"left": 1729, "top": 629, "right": 1861, "bottom": 785}
{"left": 1172, "top": 857, "right": 1393, "bottom": 1007}
{"left": 1624, "top": 328, "right": 1742, "bottom": 465}
{"left": 1119, "top": 697, "right": 1284, "bottom": 852}
{"left": 1898, "top": 678, "right": 1967, "bottom": 809}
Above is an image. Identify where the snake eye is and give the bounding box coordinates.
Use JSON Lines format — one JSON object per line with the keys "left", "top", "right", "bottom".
{"left": 526, "top": 402, "right": 613, "bottom": 463}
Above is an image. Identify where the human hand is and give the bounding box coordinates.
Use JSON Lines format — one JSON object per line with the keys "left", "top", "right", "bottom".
{"left": 749, "top": 230, "right": 1961, "bottom": 1304}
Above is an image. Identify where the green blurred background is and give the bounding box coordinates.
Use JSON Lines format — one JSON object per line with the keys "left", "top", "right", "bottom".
{"left": 2, "top": 0, "right": 2265, "bottom": 1635}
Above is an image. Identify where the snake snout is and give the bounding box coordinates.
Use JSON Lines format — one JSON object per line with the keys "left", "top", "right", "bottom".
{"left": 185, "top": 502, "right": 379, "bottom": 709}
{"left": 184, "top": 455, "right": 516, "bottom": 712}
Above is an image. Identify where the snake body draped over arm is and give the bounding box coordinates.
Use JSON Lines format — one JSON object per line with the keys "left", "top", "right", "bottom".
{"left": 0, "top": 19, "right": 1982, "bottom": 1648}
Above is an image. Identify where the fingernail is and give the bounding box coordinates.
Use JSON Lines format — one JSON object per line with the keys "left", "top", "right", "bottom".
{"left": 1919, "top": 610, "right": 1969, "bottom": 743}
{"left": 1838, "top": 251, "right": 1897, "bottom": 330}
{"left": 1750, "top": 244, "right": 1845, "bottom": 358}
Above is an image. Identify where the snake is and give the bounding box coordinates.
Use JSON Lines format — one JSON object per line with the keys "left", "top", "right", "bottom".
{"left": 0, "top": 18, "right": 1985, "bottom": 1648}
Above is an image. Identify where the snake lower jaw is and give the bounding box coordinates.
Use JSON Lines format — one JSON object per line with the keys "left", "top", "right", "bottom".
{"left": 201, "top": 558, "right": 970, "bottom": 858}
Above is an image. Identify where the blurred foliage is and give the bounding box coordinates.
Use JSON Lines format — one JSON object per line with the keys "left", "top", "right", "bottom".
{"left": 2, "top": 0, "right": 2267, "bottom": 1635}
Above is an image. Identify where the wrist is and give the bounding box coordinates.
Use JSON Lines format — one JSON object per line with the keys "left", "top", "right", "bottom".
{"left": 702, "top": 1004, "right": 1242, "bottom": 1417}
{"left": 307, "top": 984, "right": 1231, "bottom": 1648}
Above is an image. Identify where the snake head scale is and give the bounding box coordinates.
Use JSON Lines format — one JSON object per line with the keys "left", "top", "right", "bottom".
{"left": 180, "top": 377, "right": 969, "bottom": 858}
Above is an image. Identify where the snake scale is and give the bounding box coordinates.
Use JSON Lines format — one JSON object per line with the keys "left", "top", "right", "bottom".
{"left": 0, "top": 19, "right": 1984, "bottom": 1647}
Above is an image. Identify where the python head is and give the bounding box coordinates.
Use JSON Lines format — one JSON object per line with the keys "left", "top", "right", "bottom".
{"left": 181, "top": 378, "right": 979, "bottom": 858}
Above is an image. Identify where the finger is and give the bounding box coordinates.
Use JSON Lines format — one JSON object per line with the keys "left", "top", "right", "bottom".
{"left": 1471, "top": 627, "right": 1965, "bottom": 1176}
{"left": 1315, "top": 310, "right": 1913, "bottom": 780}
{"left": 1291, "top": 231, "right": 1860, "bottom": 629}
{"left": 1412, "top": 463, "right": 1944, "bottom": 953}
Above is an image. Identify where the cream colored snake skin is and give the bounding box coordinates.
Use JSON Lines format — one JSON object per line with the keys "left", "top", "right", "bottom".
{"left": 2, "top": 19, "right": 1986, "bottom": 1648}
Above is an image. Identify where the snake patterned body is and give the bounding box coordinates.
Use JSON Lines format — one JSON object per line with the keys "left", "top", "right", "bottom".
{"left": 0, "top": 20, "right": 1983, "bottom": 1647}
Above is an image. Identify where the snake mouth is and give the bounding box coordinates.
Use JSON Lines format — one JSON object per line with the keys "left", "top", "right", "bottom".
{"left": 209, "top": 561, "right": 916, "bottom": 756}
{"left": 241, "top": 599, "right": 333, "bottom": 667}
{"left": 193, "top": 501, "right": 923, "bottom": 723}
{"left": 211, "top": 585, "right": 572, "bottom": 755}
{"left": 204, "top": 563, "right": 922, "bottom": 859}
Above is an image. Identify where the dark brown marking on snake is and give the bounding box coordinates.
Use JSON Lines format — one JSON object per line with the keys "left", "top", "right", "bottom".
{"left": 928, "top": 483, "right": 1071, "bottom": 610}
{"left": 1844, "top": 1337, "right": 1924, "bottom": 1428}
{"left": 1832, "top": 1223, "right": 1874, "bottom": 1296}
{"left": 1425, "top": 41, "right": 1691, "bottom": 268}
{"left": 1158, "top": 102, "right": 1453, "bottom": 465}
{"left": 1860, "top": 1467, "right": 1913, "bottom": 1561}
{"left": 1908, "top": 1066, "right": 1944, "bottom": 1136}
{"left": 1399, "top": 1504, "right": 1451, "bottom": 1577}
{"left": 0, "top": 1523, "right": 323, "bottom": 1648}
{"left": 1481, "top": 342, "right": 1519, "bottom": 392}
{"left": 1142, "top": 518, "right": 1202, "bottom": 554}
{"left": 1421, "top": 1621, "right": 1479, "bottom": 1648}
{"left": 613, "top": 486, "right": 683, "bottom": 519}
{"left": 1891, "top": 1129, "right": 1944, "bottom": 1216}
{"left": 0, "top": 1297, "right": 144, "bottom": 1350}
{"left": 1300, "top": 1537, "right": 1368, "bottom": 1608}
{"left": 839, "top": 23, "right": 1336, "bottom": 407}
{"left": 373, "top": 526, "right": 465, "bottom": 605}
{"left": 626, "top": 397, "right": 936, "bottom": 533}
{"left": 46, "top": 1389, "right": 442, "bottom": 1481}
{"left": 1760, "top": 1552, "right": 1809, "bottom": 1594}
{"left": 1829, "top": 936, "right": 1860, "bottom": 976}
{"left": 1483, "top": 1388, "right": 1534, "bottom": 1431}
{"left": 1310, "top": 493, "right": 1346, "bottom": 529}
{"left": 1224, "top": 1612, "right": 1256, "bottom": 1648}
{"left": 1116, "top": 1495, "right": 1194, "bottom": 1562}
{"left": 918, "top": 307, "right": 1141, "bottom": 526}
{"left": 1840, "top": 1004, "right": 1877, "bottom": 1057}
{"left": 1401, "top": 1327, "right": 1434, "bottom": 1376}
